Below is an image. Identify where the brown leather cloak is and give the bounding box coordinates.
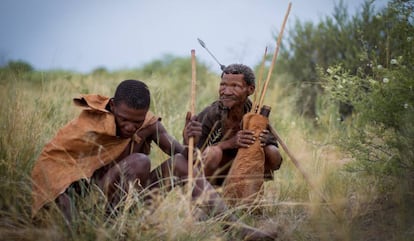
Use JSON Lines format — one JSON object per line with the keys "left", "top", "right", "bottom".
{"left": 31, "top": 94, "right": 158, "bottom": 216}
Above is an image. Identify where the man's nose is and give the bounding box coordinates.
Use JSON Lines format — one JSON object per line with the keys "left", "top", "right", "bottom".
{"left": 124, "top": 123, "right": 136, "bottom": 132}
{"left": 221, "top": 86, "right": 232, "bottom": 95}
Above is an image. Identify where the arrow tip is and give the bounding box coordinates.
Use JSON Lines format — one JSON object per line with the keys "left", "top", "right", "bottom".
{"left": 197, "top": 38, "right": 206, "bottom": 48}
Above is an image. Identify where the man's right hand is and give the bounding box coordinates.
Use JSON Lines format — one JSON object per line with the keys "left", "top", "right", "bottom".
{"left": 234, "top": 129, "right": 256, "bottom": 148}
{"left": 219, "top": 129, "right": 256, "bottom": 150}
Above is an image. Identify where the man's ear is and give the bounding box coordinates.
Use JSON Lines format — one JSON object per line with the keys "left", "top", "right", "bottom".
{"left": 247, "top": 85, "right": 255, "bottom": 96}
{"left": 109, "top": 98, "right": 115, "bottom": 112}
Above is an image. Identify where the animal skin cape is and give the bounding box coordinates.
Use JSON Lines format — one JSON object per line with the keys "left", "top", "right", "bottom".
{"left": 31, "top": 94, "right": 158, "bottom": 216}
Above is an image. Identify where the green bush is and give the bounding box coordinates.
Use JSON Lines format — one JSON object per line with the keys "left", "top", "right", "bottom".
{"left": 322, "top": 62, "right": 414, "bottom": 176}
{"left": 320, "top": 0, "right": 414, "bottom": 178}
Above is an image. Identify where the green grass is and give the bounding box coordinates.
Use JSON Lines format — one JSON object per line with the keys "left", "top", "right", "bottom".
{"left": 0, "top": 63, "right": 412, "bottom": 241}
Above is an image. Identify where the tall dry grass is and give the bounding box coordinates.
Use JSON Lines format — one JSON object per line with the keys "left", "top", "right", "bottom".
{"left": 0, "top": 66, "right": 410, "bottom": 240}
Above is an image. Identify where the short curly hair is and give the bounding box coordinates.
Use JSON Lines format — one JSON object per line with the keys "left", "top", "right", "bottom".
{"left": 113, "top": 79, "right": 150, "bottom": 109}
{"left": 220, "top": 64, "right": 255, "bottom": 86}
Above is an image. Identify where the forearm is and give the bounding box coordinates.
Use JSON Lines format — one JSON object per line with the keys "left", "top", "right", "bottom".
{"left": 172, "top": 139, "right": 185, "bottom": 155}
{"left": 215, "top": 139, "right": 233, "bottom": 151}
{"left": 157, "top": 132, "right": 185, "bottom": 156}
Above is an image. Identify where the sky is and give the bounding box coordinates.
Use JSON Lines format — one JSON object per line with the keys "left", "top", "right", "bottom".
{"left": 0, "top": 0, "right": 388, "bottom": 73}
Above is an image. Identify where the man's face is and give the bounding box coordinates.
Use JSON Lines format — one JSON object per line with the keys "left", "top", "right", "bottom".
{"left": 219, "top": 73, "right": 254, "bottom": 109}
{"left": 110, "top": 100, "right": 148, "bottom": 138}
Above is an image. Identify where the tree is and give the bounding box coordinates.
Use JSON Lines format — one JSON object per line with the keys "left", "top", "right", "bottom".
{"left": 322, "top": 0, "right": 414, "bottom": 176}
{"left": 279, "top": 0, "right": 393, "bottom": 120}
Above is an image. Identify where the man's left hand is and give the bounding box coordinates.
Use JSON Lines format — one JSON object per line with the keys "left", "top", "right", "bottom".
{"left": 259, "top": 129, "right": 277, "bottom": 147}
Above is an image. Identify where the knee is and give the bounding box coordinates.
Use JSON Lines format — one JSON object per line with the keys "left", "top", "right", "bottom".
{"left": 202, "top": 146, "right": 223, "bottom": 172}
{"left": 264, "top": 145, "right": 282, "bottom": 170}
{"left": 122, "top": 153, "right": 151, "bottom": 177}
{"left": 172, "top": 153, "right": 189, "bottom": 177}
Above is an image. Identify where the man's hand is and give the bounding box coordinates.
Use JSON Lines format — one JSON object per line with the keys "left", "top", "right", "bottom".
{"left": 183, "top": 111, "right": 202, "bottom": 145}
{"left": 233, "top": 130, "right": 256, "bottom": 148}
{"left": 226, "top": 128, "right": 276, "bottom": 150}
{"left": 259, "top": 129, "right": 277, "bottom": 147}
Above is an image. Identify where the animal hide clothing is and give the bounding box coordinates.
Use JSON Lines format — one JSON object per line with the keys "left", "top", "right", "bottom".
{"left": 31, "top": 94, "right": 158, "bottom": 216}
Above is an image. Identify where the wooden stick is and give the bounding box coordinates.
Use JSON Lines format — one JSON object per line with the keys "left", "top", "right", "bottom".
{"left": 258, "top": 2, "right": 292, "bottom": 110}
{"left": 188, "top": 49, "right": 196, "bottom": 192}
{"left": 251, "top": 46, "right": 268, "bottom": 113}
{"left": 268, "top": 125, "right": 339, "bottom": 218}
